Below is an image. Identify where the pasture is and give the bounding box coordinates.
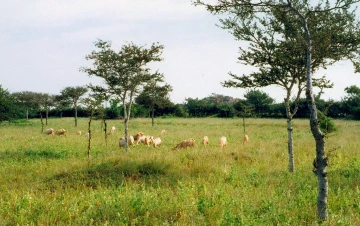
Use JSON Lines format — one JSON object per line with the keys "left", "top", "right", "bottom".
{"left": 0, "top": 117, "right": 359, "bottom": 225}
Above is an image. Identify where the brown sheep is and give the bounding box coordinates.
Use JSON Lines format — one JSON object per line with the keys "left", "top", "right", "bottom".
{"left": 133, "top": 132, "right": 145, "bottom": 145}
{"left": 55, "top": 129, "right": 66, "bottom": 136}
{"left": 76, "top": 130, "right": 81, "bottom": 135}
{"left": 172, "top": 138, "right": 195, "bottom": 150}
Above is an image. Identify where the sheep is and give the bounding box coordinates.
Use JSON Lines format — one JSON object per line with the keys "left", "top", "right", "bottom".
{"left": 76, "top": 130, "right": 81, "bottom": 135}
{"left": 243, "top": 134, "right": 249, "bottom": 144}
{"left": 172, "top": 138, "right": 195, "bottom": 150}
{"left": 202, "top": 136, "right": 209, "bottom": 146}
{"left": 140, "top": 135, "right": 154, "bottom": 147}
{"left": 133, "top": 132, "right": 145, "bottom": 145}
{"left": 107, "top": 126, "right": 116, "bottom": 136}
{"left": 119, "top": 136, "right": 135, "bottom": 148}
{"left": 151, "top": 137, "right": 162, "bottom": 148}
{"left": 55, "top": 129, "right": 66, "bottom": 136}
{"left": 219, "top": 136, "right": 227, "bottom": 148}
{"left": 44, "top": 128, "right": 54, "bottom": 135}
{"left": 84, "top": 132, "right": 89, "bottom": 137}
{"left": 161, "top": 129, "right": 166, "bottom": 135}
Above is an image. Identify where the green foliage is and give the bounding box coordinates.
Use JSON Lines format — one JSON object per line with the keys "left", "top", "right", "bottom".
{"left": 318, "top": 111, "right": 336, "bottom": 134}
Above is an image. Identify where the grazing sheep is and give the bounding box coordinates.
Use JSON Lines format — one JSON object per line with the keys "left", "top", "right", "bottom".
{"left": 133, "top": 132, "right": 145, "bottom": 145}
{"left": 76, "top": 130, "right": 81, "bottom": 135}
{"left": 172, "top": 138, "right": 195, "bottom": 150}
{"left": 140, "top": 135, "right": 154, "bottom": 147}
{"left": 151, "top": 137, "right": 162, "bottom": 148}
{"left": 219, "top": 136, "right": 227, "bottom": 148}
{"left": 161, "top": 129, "right": 166, "bottom": 135}
{"left": 106, "top": 126, "right": 116, "bottom": 135}
{"left": 119, "top": 136, "right": 135, "bottom": 148}
{"left": 202, "top": 136, "right": 209, "bottom": 146}
{"left": 55, "top": 129, "right": 66, "bottom": 136}
{"left": 84, "top": 132, "right": 89, "bottom": 137}
{"left": 44, "top": 128, "right": 54, "bottom": 135}
{"left": 243, "top": 134, "right": 249, "bottom": 144}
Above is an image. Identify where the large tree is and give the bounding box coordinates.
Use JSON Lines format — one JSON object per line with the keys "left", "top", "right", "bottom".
{"left": 219, "top": 4, "right": 334, "bottom": 172}
{"left": 58, "top": 86, "right": 88, "bottom": 127}
{"left": 194, "top": 0, "right": 360, "bottom": 221}
{"left": 135, "top": 78, "right": 173, "bottom": 126}
{"left": 81, "top": 40, "right": 165, "bottom": 152}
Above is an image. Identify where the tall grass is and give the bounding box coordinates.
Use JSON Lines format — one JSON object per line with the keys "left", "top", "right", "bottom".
{"left": 0, "top": 117, "right": 359, "bottom": 225}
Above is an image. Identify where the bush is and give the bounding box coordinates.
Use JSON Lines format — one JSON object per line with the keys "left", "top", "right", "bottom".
{"left": 318, "top": 111, "right": 336, "bottom": 134}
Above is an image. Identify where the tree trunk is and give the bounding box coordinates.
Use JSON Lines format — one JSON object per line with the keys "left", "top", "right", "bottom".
{"left": 74, "top": 104, "right": 78, "bottom": 127}
{"left": 302, "top": 16, "right": 328, "bottom": 221}
{"left": 46, "top": 109, "right": 49, "bottom": 125}
{"left": 26, "top": 108, "right": 29, "bottom": 120}
{"left": 285, "top": 100, "right": 295, "bottom": 172}
{"left": 122, "top": 99, "right": 129, "bottom": 152}
{"left": 88, "top": 114, "right": 92, "bottom": 161}
{"left": 40, "top": 111, "right": 44, "bottom": 132}
{"left": 151, "top": 106, "right": 155, "bottom": 127}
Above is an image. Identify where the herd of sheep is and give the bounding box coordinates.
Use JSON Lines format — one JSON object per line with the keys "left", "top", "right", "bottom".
{"left": 44, "top": 127, "right": 249, "bottom": 149}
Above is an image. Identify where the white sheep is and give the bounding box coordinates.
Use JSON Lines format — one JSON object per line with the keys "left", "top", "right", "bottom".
{"left": 140, "top": 135, "right": 154, "bottom": 147}
{"left": 243, "top": 134, "right": 249, "bottom": 144}
{"left": 55, "top": 129, "right": 67, "bottom": 136}
{"left": 119, "top": 136, "right": 135, "bottom": 148}
{"left": 202, "top": 136, "right": 209, "bottom": 146}
{"left": 219, "top": 136, "right": 227, "bottom": 148}
{"left": 151, "top": 137, "right": 162, "bottom": 148}
{"left": 44, "top": 128, "right": 54, "bottom": 135}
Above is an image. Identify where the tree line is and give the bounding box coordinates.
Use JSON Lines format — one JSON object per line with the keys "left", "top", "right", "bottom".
{"left": 1, "top": 85, "right": 359, "bottom": 122}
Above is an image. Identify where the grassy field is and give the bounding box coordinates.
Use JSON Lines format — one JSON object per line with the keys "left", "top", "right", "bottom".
{"left": 0, "top": 117, "right": 359, "bottom": 225}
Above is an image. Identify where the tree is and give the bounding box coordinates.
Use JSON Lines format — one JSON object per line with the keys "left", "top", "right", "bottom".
{"left": 82, "top": 93, "right": 103, "bottom": 161}
{"left": 58, "top": 86, "right": 88, "bottom": 127}
{"left": 194, "top": 0, "right": 360, "bottom": 221}
{"left": 12, "top": 91, "right": 39, "bottom": 119}
{"left": 243, "top": 89, "right": 274, "bottom": 117}
{"left": 0, "top": 85, "right": 18, "bottom": 123}
{"left": 81, "top": 39, "right": 165, "bottom": 152}
{"left": 135, "top": 79, "right": 173, "bottom": 126}
{"left": 343, "top": 85, "right": 360, "bottom": 119}
{"left": 219, "top": 6, "right": 333, "bottom": 172}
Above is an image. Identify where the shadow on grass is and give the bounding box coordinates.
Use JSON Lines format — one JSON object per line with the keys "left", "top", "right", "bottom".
{"left": 43, "top": 159, "right": 178, "bottom": 190}
{"left": 0, "top": 149, "right": 68, "bottom": 161}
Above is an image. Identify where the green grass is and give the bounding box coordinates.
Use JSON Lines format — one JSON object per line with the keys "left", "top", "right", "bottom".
{"left": 0, "top": 117, "right": 359, "bottom": 225}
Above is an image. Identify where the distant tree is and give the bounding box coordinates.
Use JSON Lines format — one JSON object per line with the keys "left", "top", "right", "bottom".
{"left": 0, "top": 85, "right": 18, "bottom": 123}
{"left": 12, "top": 91, "right": 39, "bottom": 119}
{"left": 243, "top": 89, "right": 274, "bottom": 117}
{"left": 135, "top": 79, "right": 173, "bottom": 126}
{"left": 81, "top": 39, "right": 164, "bottom": 152}
{"left": 58, "top": 86, "right": 88, "bottom": 127}
{"left": 343, "top": 85, "right": 360, "bottom": 119}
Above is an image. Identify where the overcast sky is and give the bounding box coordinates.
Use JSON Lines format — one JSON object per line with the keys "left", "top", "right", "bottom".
{"left": 1, "top": 0, "right": 359, "bottom": 104}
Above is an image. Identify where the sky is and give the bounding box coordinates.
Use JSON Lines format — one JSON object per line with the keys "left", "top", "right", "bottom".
{"left": 1, "top": 0, "right": 359, "bottom": 104}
